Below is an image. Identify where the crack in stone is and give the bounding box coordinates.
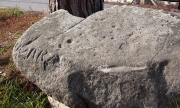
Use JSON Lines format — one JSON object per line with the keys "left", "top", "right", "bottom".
{"left": 151, "top": 26, "right": 170, "bottom": 61}
{"left": 64, "top": 19, "right": 85, "bottom": 33}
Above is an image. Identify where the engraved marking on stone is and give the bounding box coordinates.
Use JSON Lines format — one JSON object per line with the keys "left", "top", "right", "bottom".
{"left": 41, "top": 51, "right": 48, "bottom": 61}
{"left": 27, "top": 48, "right": 35, "bottom": 58}
{"left": 32, "top": 49, "right": 36, "bottom": 59}
{"left": 20, "top": 48, "right": 28, "bottom": 53}
{"left": 15, "top": 43, "right": 22, "bottom": 51}
{"left": 36, "top": 50, "right": 43, "bottom": 60}
{"left": 24, "top": 36, "right": 40, "bottom": 46}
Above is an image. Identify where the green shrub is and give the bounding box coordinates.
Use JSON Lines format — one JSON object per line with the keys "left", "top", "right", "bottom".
{"left": 14, "top": 9, "right": 23, "bottom": 16}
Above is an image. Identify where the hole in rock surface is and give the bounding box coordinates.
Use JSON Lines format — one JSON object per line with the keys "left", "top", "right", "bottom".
{"left": 67, "top": 39, "right": 72, "bottom": 44}
{"left": 58, "top": 44, "right": 62, "bottom": 48}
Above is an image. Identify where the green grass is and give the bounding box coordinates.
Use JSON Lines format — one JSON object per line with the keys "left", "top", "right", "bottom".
{"left": 8, "top": 8, "right": 23, "bottom": 17}
{"left": 0, "top": 47, "right": 6, "bottom": 55}
{"left": 172, "top": 95, "right": 179, "bottom": 108}
{"left": 0, "top": 77, "right": 50, "bottom": 108}
{"left": 14, "top": 33, "right": 22, "bottom": 39}
{"left": 0, "top": 8, "right": 23, "bottom": 21}
{"left": 0, "top": 8, "right": 50, "bottom": 108}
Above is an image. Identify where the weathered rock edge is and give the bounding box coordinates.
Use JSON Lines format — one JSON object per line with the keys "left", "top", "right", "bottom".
{"left": 13, "top": 5, "right": 180, "bottom": 108}
{"left": 48, "top": 96, "right": 69, "bottom": 108}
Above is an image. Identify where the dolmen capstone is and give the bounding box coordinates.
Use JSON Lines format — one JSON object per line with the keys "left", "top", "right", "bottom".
{"left": 13, "top": 5, "right": 180, "bottom": 108}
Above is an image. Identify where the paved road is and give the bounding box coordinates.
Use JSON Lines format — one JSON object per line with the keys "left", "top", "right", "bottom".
{"left": 0, "top": 0, "right": 115, "bottom": 12}
{"left": 0, "top": 0, "right": 49, "bottom": 11}
{"left": 0, "top": 1, "right": 179, "bottom": 17}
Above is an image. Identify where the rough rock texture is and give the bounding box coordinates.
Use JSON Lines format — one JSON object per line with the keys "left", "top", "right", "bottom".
{"left": 13, "top": 5, "right": 180, "bottom": 108}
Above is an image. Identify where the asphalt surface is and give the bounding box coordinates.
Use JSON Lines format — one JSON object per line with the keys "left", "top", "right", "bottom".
{"left": 0, "top": 0, "right": 115, "bottom": 12}
{"left": 0, "top": 0, "right": 49, "bottom": 11}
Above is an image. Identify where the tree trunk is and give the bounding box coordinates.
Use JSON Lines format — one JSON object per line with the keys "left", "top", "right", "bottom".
{"left": 49, "top": 0, "right": 104, "bottom": 18}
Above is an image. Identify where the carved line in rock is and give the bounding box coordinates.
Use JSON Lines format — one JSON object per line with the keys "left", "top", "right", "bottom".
{"left": 43, "top": 54, "right": 60, "bottom": 71}
{"left": 151, "top": 28, "right": 170, "bottom": 61}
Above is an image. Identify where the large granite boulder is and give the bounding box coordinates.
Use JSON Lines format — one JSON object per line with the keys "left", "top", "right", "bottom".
{"left": 13, "top": 5, "right": 180, "bottom": 108}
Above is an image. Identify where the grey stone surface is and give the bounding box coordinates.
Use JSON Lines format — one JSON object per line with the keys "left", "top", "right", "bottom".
{"left": 13, "top": 5, "right": 180, "bottom": 108}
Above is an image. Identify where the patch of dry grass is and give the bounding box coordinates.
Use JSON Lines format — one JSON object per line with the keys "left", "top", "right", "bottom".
{"left": 0, "top": 8, "right": 51, "bottom": 108}
{"left": 0, "top": 8, "right": 43, "bottom": 74}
